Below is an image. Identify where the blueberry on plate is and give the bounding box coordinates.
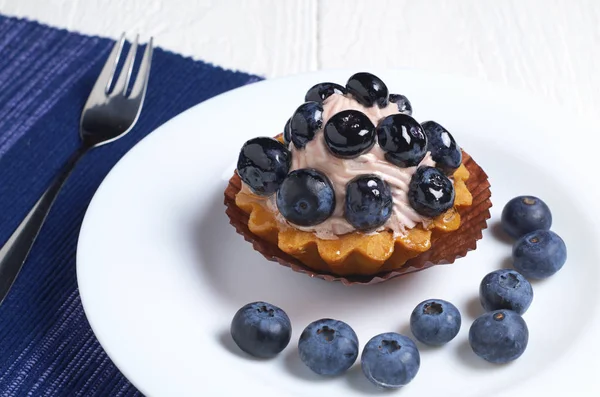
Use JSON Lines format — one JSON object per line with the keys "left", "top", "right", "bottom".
{"left": 513, "top": 230, "right": 567, "bottom": 279}
{"left": 290, "top": 101, "right": 324, "bottom": 149}
{"left": 421, "top": 121, "right": 462, "bottom": 175}
{"left": 361, "top": 332, "right": 420, "bottom": 389}
{"left": 237, "top": 137, "right": 292, "bottom": 196}
{"left": 501, "top": 196, "right": 552, "bottom": 239}
{"left": 346, "top": 72, "right": 389, "bottom": 108}
{"left": 479, "top": 269, "right": 533, "bottom": 315}
{"left": 276, "top": 168, "right": 335, "bottom": 226}
{"left": 283, "top": 118, "right": 292, "bottom": 145}
{"left": 305, "top": 82, "right": 346, "bottom": 103}
{"left": 469, "top": 310, "right": 529, "bottom": 364}
{"left": 324, "top": 110, "right": 375, "bottom": 158}
{"left": 344, "top": 175, "right": 392, "bottom": 231}
{"left": 410, "top": 299, "right": 461, "bottom": 346}
{"left": 230, "top": 301, "right": 292, "bottom": 358}
{"left": 298, "top": 318, "right": 359, "bottom": 376}
{"left": 408, "top": 166, "right": 455, "bottom": 217}
{"left": 376, "top": 114, "right": 427, "bottom": 167}
{"left": 389, "top": 93, "right": 412, "bottom": 115}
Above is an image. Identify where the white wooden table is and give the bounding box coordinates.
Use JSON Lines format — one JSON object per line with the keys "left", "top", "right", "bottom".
{"left": 2, "top": 0, "right": 598, "bottom": 121}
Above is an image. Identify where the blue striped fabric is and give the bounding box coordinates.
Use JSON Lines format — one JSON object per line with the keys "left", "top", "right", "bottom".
{"left": 0, "top": 15, "right": 260, "bottom": 396}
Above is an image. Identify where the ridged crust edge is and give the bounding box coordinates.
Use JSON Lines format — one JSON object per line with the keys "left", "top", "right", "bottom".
{"left": 224, "top": 150, "right": 492, "bottom": 285}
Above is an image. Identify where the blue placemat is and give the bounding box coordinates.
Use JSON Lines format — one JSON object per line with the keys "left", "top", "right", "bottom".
{"left": 0, "top": 15, "right": 261, "bottom": 396}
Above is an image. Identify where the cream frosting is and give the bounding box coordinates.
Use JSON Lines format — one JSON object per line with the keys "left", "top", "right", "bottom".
{"left": 243, "top": 93, "right": 439, "bottom": 240}
{"left": 287, "top": 93, "right": 438, "bottom": 239}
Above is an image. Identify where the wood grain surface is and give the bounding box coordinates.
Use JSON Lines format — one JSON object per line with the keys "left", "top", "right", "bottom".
{"left": 1, "top": 0, "right": 598, "bottom": 120}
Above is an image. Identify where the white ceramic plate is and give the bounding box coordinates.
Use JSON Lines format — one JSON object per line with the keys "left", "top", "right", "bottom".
{"left": 77, "top": 70, "right": 600, "bottom": 397}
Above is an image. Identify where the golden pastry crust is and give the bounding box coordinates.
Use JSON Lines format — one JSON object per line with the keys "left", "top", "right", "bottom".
{"left": 234, "top": 162, "right": 472, "bottom": 276}
{"left": 224, "top": 149, "right": 491, "bottom": 284}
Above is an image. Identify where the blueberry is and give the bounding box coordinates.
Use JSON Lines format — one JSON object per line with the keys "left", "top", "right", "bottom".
{"left": 376, "top": 114, "right": 427, "bottom": 167}
{"left": 501, "top": 196, "right": 552, "bottom": 239}
{"left": 361, "top": 333, "right": 420, "bottom": 389}
{"left": 346, "top": 72, "right": 389, "bottom": 108}
{"left": 389, "top": 94, "right": 412, "bottom": 115}
{"left": 230, "top": 301, "right": 292, "bottom": 358}
{"left": 276, "top": 168, "right": 335, "bottom": 226}
{"left": 421, "top": 121, "right": 462, "bottom": 175}
{"left": 237, "top": 137, "right": 292, "bottom": 196}
{"left": 324, "top": 110, "right": 376, "bottom": 158}
{"left": 344, "top": 175, "right": 392, "bottom": 231}
{"left": 408, "top": 166, "right": 455, "bottom": 217}
{"left": 479, "top": 269, "right": 533, "bottom": 315}
{"left": 513, "top": 230, "right": 567, "bottom": 279}
{"left": 298, "top": 319, "right": 359, "bottom": 376}
{"left": 290, "top": 102, "right": 324, "bottom": 149}
{"left": 469, "top": 310, "right": 529, "bottom": 364}
{"left": 283, "top": 118, "right": 292, "bottom": 145}
{"left": 305, "top": 82, "right": 346, "bottom": 103}
{"left": 410, "top": 299, "right": 461, "bottom": 346}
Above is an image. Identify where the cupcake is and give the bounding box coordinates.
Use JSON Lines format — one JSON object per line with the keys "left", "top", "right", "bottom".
{"left": 225, "top": 72, "right": 491, "bottom": 284}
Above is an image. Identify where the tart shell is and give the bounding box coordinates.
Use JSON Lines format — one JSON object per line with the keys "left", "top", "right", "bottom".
{"left": 224, "top": 150, "right": 491, "bottom": 285}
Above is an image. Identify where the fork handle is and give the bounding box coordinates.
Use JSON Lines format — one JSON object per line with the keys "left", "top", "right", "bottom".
{"left": 0, "top": 146, "right": 88, "bottom": 305}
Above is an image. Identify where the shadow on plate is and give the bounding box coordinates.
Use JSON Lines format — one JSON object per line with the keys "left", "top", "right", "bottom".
{"left": 489, "top": 221, "right": 513, "bottom": 245}
{"left": 398, "top": 322, "right": 413, "bottom": 339}
{"left": 499, "top": 256, "right": 513, "bottom": 270}
{"left": 191, "top": 189, "right": 432, "bottom": 317}
{"left": 465, "top": 295, "right": 484, "bottom": 320}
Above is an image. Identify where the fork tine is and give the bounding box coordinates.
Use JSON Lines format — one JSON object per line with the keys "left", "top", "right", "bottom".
{"left": 130, "top": 37, "right": 154, "bottom": 100}
{"left": 88, "top": 33, "right": 125, "bottom": 97}
{"left": 111, "top": 34, "right": 138, "bottom": 97}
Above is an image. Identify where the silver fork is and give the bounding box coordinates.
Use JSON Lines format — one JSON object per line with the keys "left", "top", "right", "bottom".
{"left": 0, "top": 33, "right": 154, "bottom": 305}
